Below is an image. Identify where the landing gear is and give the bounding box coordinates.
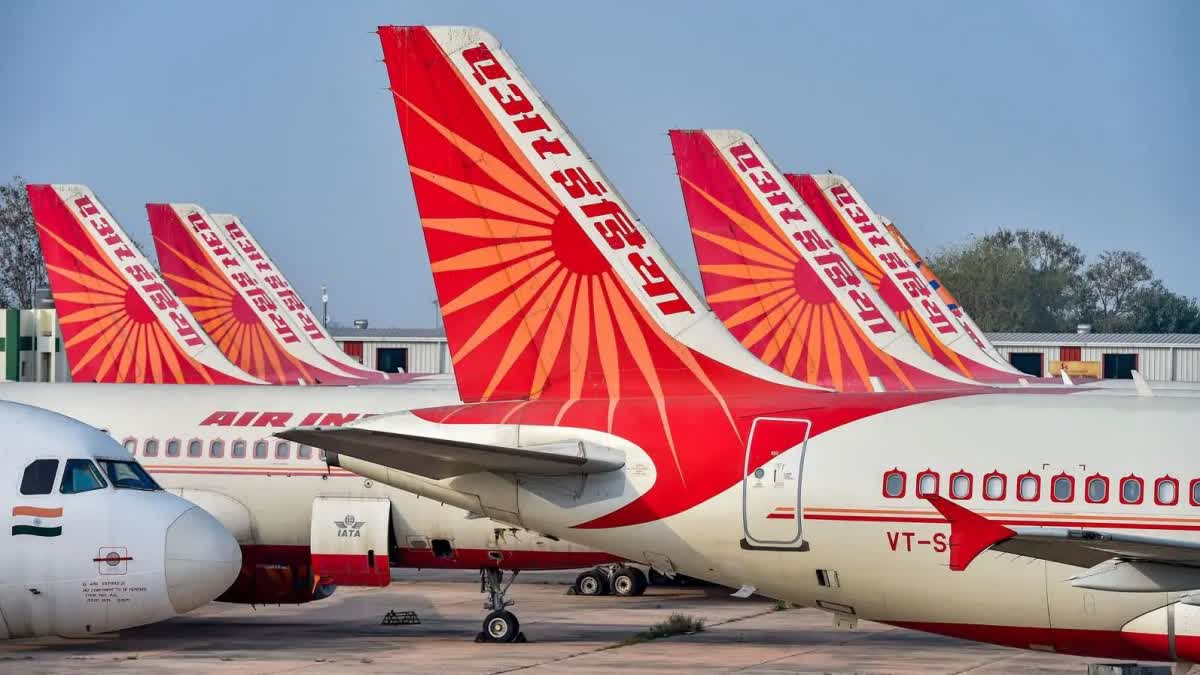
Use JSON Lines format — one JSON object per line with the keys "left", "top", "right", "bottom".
{"left": 611, "top": 565, "right": 647, "bottom": 596}
{"left": 572, "top": 565, "right": 648, "bottom": 597}
{"left": 574, "top": 569, "right": 609, "bottom": 596}
{"left": 476, "top": 568, "right": 525, "bottom": 643}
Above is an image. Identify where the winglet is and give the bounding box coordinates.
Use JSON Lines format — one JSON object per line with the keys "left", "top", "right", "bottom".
{"left": 1132, "top": 370, "right": 1154, "bottom": 397}
{"left": 924, "top": 495, "right": 1015, "bottom": 571}
{"left": 1060, "top": 368, "right": 1075, "bottom": 386}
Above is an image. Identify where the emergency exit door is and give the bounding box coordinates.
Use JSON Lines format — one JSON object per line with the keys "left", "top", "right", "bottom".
{"left": 742, "top": 417, "right": 811, "bottom": 550}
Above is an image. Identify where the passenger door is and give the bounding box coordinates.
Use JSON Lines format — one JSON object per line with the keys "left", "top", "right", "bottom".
{"left": 742, "top": 417, "right": 811, "bottom": 550}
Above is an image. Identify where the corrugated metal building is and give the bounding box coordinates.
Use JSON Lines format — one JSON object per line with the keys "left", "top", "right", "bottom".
{"left": 987, "top": 332, "right": 1200, "bottom": 381}
{"left": 331, "top": 326, "right": 452, "bottom": 375}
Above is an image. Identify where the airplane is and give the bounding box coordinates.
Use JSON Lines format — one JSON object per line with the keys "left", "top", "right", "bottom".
{"left": 669, "top": 128, "right": 999, "bottom": 392}
{"left": 25, "top": 184, "right": 266, "bottom": 385}
{"left": 281, "top": 26, "right": 1200, "bottom": 663}
{"left": 1, "top": 400, "right": 239, "bottom": 638}
{"left": 669, "top": 129, "right": 1025, "bottom": 388}
{"left": 10, "top": 191, "right": 643, "bottom": 634}
{"left": 878, "top": 216, "right": 1017, "bottom": 370}
{"left": 148, "top": 202, "right": 388, "bottom": 385}
{"left": 787, "top": 172, "right": 1029, "bottom": 381}
{"left": 205, "top": 212, "right": 399, "bottom": 383}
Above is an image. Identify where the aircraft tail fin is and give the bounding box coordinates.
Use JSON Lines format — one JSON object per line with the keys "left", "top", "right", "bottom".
{"left": 378, "top": 25, "right": 808, "bottom": 404}
{"left": 210, "top": 213, "right": 392, "bottom": 382}
{"left": 881, "top": 218, "right": 1023, "bottom": 374}
{"left": 668, "top": 129, "right": 975, "bottom": 391}
{"left": 25, "top": 184, "right": 264, "bottom": 384}
{"left": 147, "top": 202, "right": 354, "bottom": 385}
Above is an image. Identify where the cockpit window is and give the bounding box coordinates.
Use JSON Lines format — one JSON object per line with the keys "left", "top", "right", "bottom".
{"left": 60, "top": 459, "right": 108, "bottom": 494}
{"left": 20, "top": 459, "right": 59, "bottom": 495}
{"left": 97, "top": 459, "right": 161, "bottom": 491}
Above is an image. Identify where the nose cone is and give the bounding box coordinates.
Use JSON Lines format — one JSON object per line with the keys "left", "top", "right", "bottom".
{"left": 165, "top": 507, "right": 242, "bottom": 614}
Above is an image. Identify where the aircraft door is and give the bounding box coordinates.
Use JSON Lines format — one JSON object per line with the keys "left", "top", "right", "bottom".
{"left": 310, "top": 497, "right": 391, "bottom": 587}
{"left": 742, "top": 417, "right": 811, "bottom": 550}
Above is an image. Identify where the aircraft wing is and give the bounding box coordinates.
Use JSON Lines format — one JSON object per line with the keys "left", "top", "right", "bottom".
{"left": 925, "top": 495, "right": 1200, "bottom": 573}
{"left": 278, "top": 425, "right": 625, "bottom": 480}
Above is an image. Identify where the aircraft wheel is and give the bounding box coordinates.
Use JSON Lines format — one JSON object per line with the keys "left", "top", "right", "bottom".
{"left": 483, "top": 609, "right": 520, "bottom": 642}
{"left": 574, "top": 569, "right": 609, "bottom": 596}
{"left": 611, "top": 566, "right": 647, "bottom": 597}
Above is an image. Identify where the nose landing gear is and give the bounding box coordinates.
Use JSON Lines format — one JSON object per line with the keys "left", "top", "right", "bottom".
{"left": 476, "top": 568, "right": 526, "bottom": 643}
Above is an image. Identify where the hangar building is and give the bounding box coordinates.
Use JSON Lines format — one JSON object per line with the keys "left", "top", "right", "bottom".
{"left": 988, "top": 331, "right": 1200, "bottom": 381}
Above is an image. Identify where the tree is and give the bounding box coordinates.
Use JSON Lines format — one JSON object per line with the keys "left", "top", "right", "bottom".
{"left": 1125, "top": 281, "right": 1200, "bottom": 333}
{"left": 0, "top": 176, "right": 47, "bottom": 308}
{"left": 1083, "top": 250, "right": 1153, "bottom": 331}
{"left": 927, "top": 228, "right": 1085, "bottom": 332}
{"left": 927, "top": 236, "right": 1037, "bottom": 331}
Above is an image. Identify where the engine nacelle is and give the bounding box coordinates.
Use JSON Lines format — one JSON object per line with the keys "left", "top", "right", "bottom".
{"left": 1121, "top": 600, "right": 1200, "bottom": 662}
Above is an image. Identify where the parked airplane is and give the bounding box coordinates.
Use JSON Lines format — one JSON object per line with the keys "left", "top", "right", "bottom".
{"left": 21, "top": 187, "right": 637, "bottom": 626}
{"left": 788, "top": 172, "right": 1028, "bottom": 381}
{"left": 879, "top": 217, "right": 1016, "bottom": 370}
{"left": 206, "top": 212, "right": 397, "bottom": 383}
{"left": 669, "top": 128, "right": 982, "bottom": 392}
{"left": 287, "top": 27, "right": 1200, "bottom": 663}
{"left": 25, "top": 184, "right": 265, "bottom": 385}
{"left": 1, "top": 400, "right": 239, "bottom": 638}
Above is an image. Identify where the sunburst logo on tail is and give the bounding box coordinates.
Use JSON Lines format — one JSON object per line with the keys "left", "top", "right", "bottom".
{"left": 26, "top": 185, "right": 259, "bottom": 384}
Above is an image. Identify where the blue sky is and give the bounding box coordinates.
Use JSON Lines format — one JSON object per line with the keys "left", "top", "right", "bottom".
{"left": 2, "top": 1, "right": 1196, "bottom": 327}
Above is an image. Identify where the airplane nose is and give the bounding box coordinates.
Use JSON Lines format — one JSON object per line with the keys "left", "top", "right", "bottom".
{"left": 164, "top": 506, "right": 242, "bottom": 614}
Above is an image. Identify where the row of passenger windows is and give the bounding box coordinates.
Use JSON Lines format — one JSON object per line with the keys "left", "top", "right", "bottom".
{"left": 883, "top": 468, "right": 1193, "bottom": 506}
{"left": 122, "top": 437, "right": 319, "bottom": 461}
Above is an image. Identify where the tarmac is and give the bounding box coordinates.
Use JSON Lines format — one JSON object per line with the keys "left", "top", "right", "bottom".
{"left": 0, "top": 570, "right": 1168, "bottom": 674}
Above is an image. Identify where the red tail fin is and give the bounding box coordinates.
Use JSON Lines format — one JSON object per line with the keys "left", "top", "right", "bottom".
{"left": 790, "top": 174, "right": 1025, "bottom": 383}
{"left": 882, "top": 218, "right": 1020, "bottom": 372}
{"left": 669, "top": 130, "right": 974, "bottom": 391}
{"left": 379, "top": 26, "right": 806, "bottom": 404}
{"left": 148, "top": 203, "right": 359, "bottom": 385}
{"left": 211, "top": 213, "right": 394, "bottom": 382}
{"left": 26, "top": 184, "right": 263, "bottom": 384}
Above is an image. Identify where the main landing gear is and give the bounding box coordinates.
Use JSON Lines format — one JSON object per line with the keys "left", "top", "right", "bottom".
{"left": 477, "top": 568, "right": 526, "bottom": 643}
{"left": 573, "top": 564, "right": 648, "bottom": 597}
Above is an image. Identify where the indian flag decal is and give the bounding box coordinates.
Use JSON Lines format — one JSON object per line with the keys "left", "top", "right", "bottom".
{"left": 12, "top": 505, "right": 63, "bottom": 537}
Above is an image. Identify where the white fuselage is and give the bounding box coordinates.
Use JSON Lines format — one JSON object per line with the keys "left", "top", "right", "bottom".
{"left": 0, "top": 383, "right": 608, "bottom": 575}
{"left": 334, "top": 392, "right": 1200, "bottom": 659}
{"left": 0, "top": 402, "right": 239, "bottom": 638}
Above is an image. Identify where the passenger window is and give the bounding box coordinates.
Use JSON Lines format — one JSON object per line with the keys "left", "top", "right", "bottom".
{"left": 1086, "top": 475, "right": 1109, "bottom": 503}
{"left": 210, "top": 440, "right": 225, "bottom": 458}
{"left": 166, "top": 439, "right": 181, "bottom": 457}
{"left": 275, "top": 441, "right": 290, "bottom": 459}
{"left": 232, "top": 440, "right": 247, "bottom": 459}
{"left": 20, "top": 459, "right": 59, "bottom": 495}
{"left": 298, "top": 445, "right": 312, "bottom": 460}
{"left": 949, "top": 471, "right": 972, "bottom": 500}
{"left": 916, "top": 470, "right": 938, "bottom": 497}
{"left": 1120, "top": 476, "right": 1144, "bottom": 504}
{"left": 123, "top": 438, "right": 137, "bottom": 455}
{"left": 1155, "top": 477, "right": 1178, "bottom": 506}
{"left": 253, "top": 440, "right": 268, "bottom": 459}
{"left": 187, "top": 439, "right": 203, "bottom": 458}
{"left": 882, "top": 469, "right": 905, "bottom": 498}
{"left": 143, "top": 439, "right": 159, "bottom": 457}
{"left": 983, "top": 472, "right": 1006, "bottom": 500}
{"left": 1051, "top": 474, "right": 1074, "bottom": 503}
{"left": 1191, "top": 479, "right": 1200, "bottom": 507}
{"left": 60, "top": 459, "right": 108, "bottom": 494}
{"left": 1017, "top": 473, "right": 1040, "bottom": 501}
